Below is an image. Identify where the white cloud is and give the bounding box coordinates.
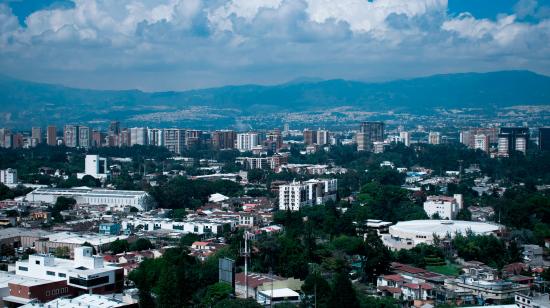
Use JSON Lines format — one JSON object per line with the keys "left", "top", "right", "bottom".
{"left": 0, "top": 0, "right": 548, "bottom": 90}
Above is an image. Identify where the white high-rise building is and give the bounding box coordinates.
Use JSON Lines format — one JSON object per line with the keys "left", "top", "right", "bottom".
{"left": 423, "top": 194, "right": 463, "bottom": 220}
{"left": 77, "top": 155, "right": 109, "bottom": 180}
{"left": 316, "top": 130, "right": 329, "bottom": 145}
{"left": 0, "top": 168, "right": 18, "bottom": 185}
{"left": 428, "top": 132, "right": 441, "bottom": 145}
{"left": 474, "top": 134, "right": 489, "bottom": 153}
{"left": 147, "top": 128, "right": 164, "bottom": 147}
{"left": 236, "top": 133, "right": 260, "bottom": 152}
{"left": 163, "top": 129, "right": 185, "bottom": 154}
{"left": 130, "top": 127, "right": 148, "bottom": 146}
{"left": 399, "top": 131, "right": 410, "bottom": 147}
{"left": 279, "top": 179, "right": 337, "bottom": 211}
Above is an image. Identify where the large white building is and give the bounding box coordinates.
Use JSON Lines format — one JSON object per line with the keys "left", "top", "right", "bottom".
{"left": 77, "top": 155, "right": 109, "bottom": 180}
{"left": 163, "top": 129, "right": 186, "bottom": 154}
{"left": 278, "top": 179, "right": 337, "bottom": 211}
{"left": 26, "top": 187, "right": 152, "bottom": 211}
{"left": 382, "top": 220, "right": 501, "bottom": 250}
{"left": 130, "top": 127, "right": 148, "bottom": 146}
{"left": 474, "top": 134, "right": 490, "bottom": 153}
{"left": 236, "top": 133, "right": 261, "bottom": 152}
{"left": 0, "top": 168, "right": 18, "bottom": 185}
{"left": 423, "top": 194, "right": 463, "bottom": 220}
{"left": 147, "top": 128, "right": 164, "bottom": 147}
{"left": 121, "top": 216, "right": 236, "bottom": 235}
{"left": 399, "top": 131, "right": 410, "bottom": 147}
{"left": 15, "top": 247, "right": 123, "bottom": 293}
{"left": 428, "top": 132, "right": 441, "bottom": 145}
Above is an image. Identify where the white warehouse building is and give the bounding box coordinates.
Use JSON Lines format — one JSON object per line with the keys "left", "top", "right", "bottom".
{"left": 382, "top": 220, "right": 501, "bottom": 250}
{"left": 25, "top": 187, "right": 153, "bottom": 211}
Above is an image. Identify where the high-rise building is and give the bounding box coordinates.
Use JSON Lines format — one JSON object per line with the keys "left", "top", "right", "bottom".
{"left": 539, "top": 127, "right": 550, "bottom": 151}
{"left": 46, "top": 125, "right": 57, "bottom": 146}
{"left": 266, "top": 129, "right": 283, "bottom": 151}
{"left": 91, "top": 130, "right": 103, "bottom": 147}
{"left": 164, "top": 128, "right": 186, "bottom": 154}
{"left": 147, "top": 128, "right": 164, "bottom": 147}
{"left": 0, "top": 128, "right": 9, "bottom": 148}
{"left": 78, "top": 126, "right": 91, "bottom": 149}
{"left": 130, "top": 127, "right": 148, "bottom": 146}
{"left": 497, "top": 127, "right": 529, "bottom": 157}
{"left": 428, "top": 132, "right": 441, "bottom": 145}
{"left": 357, "top": 122, "right": 384, "bottom": 151}
{"left": 303, "top": 129, "right": 317, "bottom": 146}
{"left": 185, "top": 130, "right": 203, "bottom": 148}
{"left": 12, "top": 133, "right": 23, "bottom": 149}
{"left": 316, "top": 130, "right": 329, "bottom": 145}
{"left": 399, "top": 131, "right": 410, "bottom": 147}
{"left": 279, "top": 179, "right": 338, "bottom": 211}
{"left": 108, "top": 121, "right": 121, "bottom": 136}
{"left": 63, "top": 125, "right": 79, "bottom": 148}
{"left": 474, "top": 134, "right": 490, "bottom": 153}
{"left": 119, "top": 129, "right": 131, "bottom": 147}
{"left": 212, "top": 130, "right": 236, "bottom": 150}
{"left": 31, "top": 127, "right": 42, "bottom": 144}
{"left": 236, "top": 133, "right": 260, "bottom": 152}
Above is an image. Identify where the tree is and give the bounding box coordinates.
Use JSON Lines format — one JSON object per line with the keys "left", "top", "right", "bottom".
{"left": 202, "top": 282, "right": 233, "bottom": 306}
{"left": 362, "top": 231, "right": 391, "bottom": 282}
{"left": 109, "top": 239, "right": 130, "bottom": 254}
{"left": 180, "top": 233, "right": 201, "bottom": 247}
{"left": 156, "top": 266, "right": 181, "bottom": 307}
{"left": 213, "top": 298, "right": 262, "bottom": 308}
{"left": 456, "top": 208, "right": 472, "bottom": 221}
{"left": 328, "top": 272, "right": 359, "bottom": 308}
{"left": 301, "top": 272, "right": 331, "bottom": 308}
{"left": 54, "top": 246, "right": 70, "bottom": 258}
{"left": 130, "top": 238, "right": 154, "bottom": 251}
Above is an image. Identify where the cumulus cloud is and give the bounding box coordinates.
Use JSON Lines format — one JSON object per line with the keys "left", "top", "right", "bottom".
{"left": 0, "top": 0, "right": 548, "bottom": 90}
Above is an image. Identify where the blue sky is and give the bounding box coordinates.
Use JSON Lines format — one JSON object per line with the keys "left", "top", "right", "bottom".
{"left": 0, "top": 0, "right": 549, "bottom": 91}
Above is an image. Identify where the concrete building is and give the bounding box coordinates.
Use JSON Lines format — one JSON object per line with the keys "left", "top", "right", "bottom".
{"left": 77, "top": 155, "right": 109, "bottom": 180}
{"left": 429, "top": 132, "right": 441, "bottom": 145}
{"left": 0, "top": 168, "right": 18, "bottom": 185}
{"left": 147, "top": 128, "right": 163, "bottom": 147}
{"left": 278, "top": 179, "right": 337, "bottom": 211}
{"left": 129, "top": 127, "right": 147, "bottom": 146}
{"left": 357, "top": 122, "right": 384, "bottom": 151}
{"left": 163, "top": 129, "right": 185, "bottom": 154}
{"left": 31, "top": 127, "right": 42, "bottom": 145}
{"left": 212, "top": 130, "right": 236, "bottom": 149}
{"left": 78, "top": 126, "right": 91, "bottom": 149}
{"left": 121, "top": 216, "right": 236, "bottom": 235}
{"left": 474, "top": 134, "right": 490, "bottom": 153}
{"left": 498, "top": 127, "right": 529, "bottom": 157}
{"left": 316, "top": 130, "right": 330, "bottom": 145}
{"left": 400, "top": 131, "right": 411, "bottom": 147}
{"left": 423, "top": 194, "right": 463, "bottom": 220}
{"left": 63, "top": 125, "right": 79, "bottom": 148}
{"left": 26, "top": 187, "right": 152, "bottom": 211}
{"left": 236, "top": 133, "right": 261, "bottom": 152}
{"left": 15, "top": 247, "right": 124, "bottom": 295}
{"left": 19, "top": 293, "right": 136, "bottom": 308}
{"left": 382, "top": 220, "right": 501, "bottom": 250}
{"left": 0, "top": 128, "right": 9, "bottom": 148}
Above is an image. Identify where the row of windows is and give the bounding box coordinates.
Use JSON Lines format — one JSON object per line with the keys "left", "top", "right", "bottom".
{"left": 69, "top": 275, "right": 109, "bottom": 287}
{"left": 46, "top": 287, "right": 68, "bottom": 297}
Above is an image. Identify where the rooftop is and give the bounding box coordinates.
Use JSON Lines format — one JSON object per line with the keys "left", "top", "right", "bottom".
{"left": 20, "top": 294, "right": 128, "bottom": 308}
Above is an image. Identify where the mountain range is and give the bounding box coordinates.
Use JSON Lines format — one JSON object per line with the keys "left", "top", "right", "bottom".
{"left": 1, "top": 70, "right": 549, "bottom": 128}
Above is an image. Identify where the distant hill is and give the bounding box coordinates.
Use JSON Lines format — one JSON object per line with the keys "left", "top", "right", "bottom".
{"left": 0, "top": 70, "right": 549, "bottom": 128}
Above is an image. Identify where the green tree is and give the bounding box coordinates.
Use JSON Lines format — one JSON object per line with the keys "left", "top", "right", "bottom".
{"left": 130, "top": 238, "right": 154, "bottom": 251}
{"left": 156, "top": 266, "right": 181, "bottom": 307}
{"left": 202, "top": 282, "right": 233, "bottom": 306}
{"left": 301, "top": 272, "right": 331, "bottom": 308}
{"left": 109, "top": 239, "right": 130, "bottom": 254}
{"left": 328, "top": 272, "right": 359, "bottom": 308}
{"left": 362, "top": 231, "right": 391, "bottom": 282}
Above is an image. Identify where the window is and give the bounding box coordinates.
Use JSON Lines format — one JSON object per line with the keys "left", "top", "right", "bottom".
{"left": 18, "top": 266, "right": 28, "bottom": 271}
{"left": 46, "top": 271, "right": 55, "bottom": 276}
{"left": 69, "top": 275, "right": 109, "bottom": 287}
{"left": 58, "top": 273, "right": 66, "bottom": 278}
{"left": 35, "top": 260, "right": 40, "bottom": 265}
{"left": 46, "top": 291, "right": 50, "bottom": 296}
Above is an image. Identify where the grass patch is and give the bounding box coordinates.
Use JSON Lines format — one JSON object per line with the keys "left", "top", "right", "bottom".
{"left": 426, "top": 263, "right": 461, "bottom": 276}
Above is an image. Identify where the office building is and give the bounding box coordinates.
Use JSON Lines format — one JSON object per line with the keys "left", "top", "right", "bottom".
{"left": 108, "top": 121, "right": 121, "bottom": 136}
{"left": 46, "top": 126, "right": 57, "bottom": 146}
{"left": 0, "top": 168, "right": 18, "bottom": 185}
{"left": 31, "top": 127, "right": 42, "bottom": 144}
{"left": 423, "top": 194, "right": 463, "bottom": 220}
{"left": 316, "top": 130, "right": 329, "bottom": 145}
{"left": 428, "top": 132, "right": 441, "bottom": 145}
{"left": 236, "top": 133, "right": 260, "bottom": 152}
{"left": 78, "top": 126, "right": 91, "bottom": 149}
{"left": 91, "top": 130, "right": 103, "bottom": 147}
{"left": 497, "top": 127, "right": 529, "bottom": 157}
{"left": 0, "top": 128, "right": 9, "bottom": 148}
{"left": 147, "top": 128, "right": 163, "bottom": 147}
{"left": 185, "top": 130, "right": 203, "bottom": 148}
{"left": 129, "top": 127, "right": 147, "bottom": 146}
{"left": 357, "top": 122, "right": 384, "bottom": 151}
{"left": 15, "top": 246, "right": 124, "bottom": 294}
{"left": 474, "top": 134, "right": 490, "bottom": 153}
{"left": 278, "top": 179, "right": 337, "bottom": 211}
{"left": 63, "top": 125, "right": 79, "bottom": 148}
{"left": 212, "top": 130, "right": 236, "bottom": 149}
{"left": 539, "top": 127, "right": 550, "bottom": 151}
{"left": 303, "top": 129, "right": 317, "bottom": 146}
{"left": 77, "top": 155, "right": 109, "bottom": 180}
{"left": 163, "top": 129, "right": 185, "bottom": 154}
{"left": 399, "top": 131, "right": 410, "bottom": 146}
{"left": 266, "top": 129, "right": 283, "bottom": 151}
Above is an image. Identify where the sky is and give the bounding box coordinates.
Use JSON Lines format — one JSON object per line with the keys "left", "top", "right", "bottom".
{"left": 0, "top": 0, "right": 549, "bottom": 91}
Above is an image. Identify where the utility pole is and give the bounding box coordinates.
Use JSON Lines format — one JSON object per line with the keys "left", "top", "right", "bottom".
{"left": 241, "top": 231, "right": 251, "bottom": 299}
